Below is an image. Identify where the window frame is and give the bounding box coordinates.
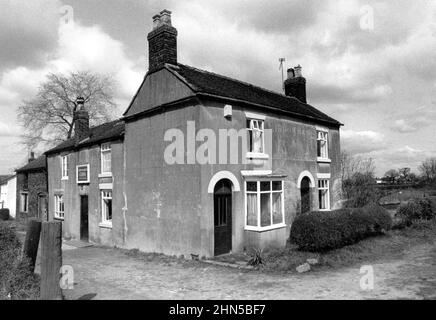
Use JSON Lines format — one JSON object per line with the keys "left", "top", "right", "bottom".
{"left": 54, "top": 194, "right": 65, "bottom": 220}
{"left": 318, "top": 179, "right": 330, "bottom": 211}
{"left": 100, "top": 143, "right": 112, "bottom": 176}
{"left": 20, "top": 192, "right": 28, "bottom": 213}
{"left": 316, "top": 127, "right": 330, "bottom": 162}
{"left": 61, "top": 155, "right": 68, "bottom": 180}
{"left": 100, "top": 190, "right": 112, "bottom": 228}
{"left": 76, "top": 164, "right": 90, "bottom": 184}
{"left": 244, "top": 178, "right": 286, "bottom": 232}
{"left": 245, "top": 112, "right": 268, "bottom": 159}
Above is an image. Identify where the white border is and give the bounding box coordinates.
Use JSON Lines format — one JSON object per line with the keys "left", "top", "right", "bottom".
{"left": 244, "top": 111, "right": 266, "bottom": 120}
{"left": 241, "top": 170, "right": 272, "bottom": 177}
{"left": 317, "top": 173, "right": 331, "bottom": 179}
{"left": 207, "top": 171, "right": 241, "bottom": 193}
{"left": 297, "top": 171, "right": 315, "bottom": 189}
{"left": 76, "top": 164, "right": 90, "bottom": 184}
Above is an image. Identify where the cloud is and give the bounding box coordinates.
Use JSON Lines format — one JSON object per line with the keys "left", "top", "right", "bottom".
{"left": 341, "top": 129, "right": 386, "bottom": 154}
{"left": 390, "top": 105, "right": 436, "bottom": 133}
{"left": 0, "top": 0, "right": 61, "bottom": 69}
{"left": 0, "top": 122, "right": 21, "bottom": 137}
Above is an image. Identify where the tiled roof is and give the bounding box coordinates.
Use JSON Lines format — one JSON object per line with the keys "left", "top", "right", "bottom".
{"left": 0, "top": 175, "right": 12, "bottom": 184}
{"left": 165, "top": 63, "right": 341, "bottom": 126}
{"left": 16, "top": 155, "right": 47, "bottom": 173}
{"left": 45, "top": 119, "right": 125, "bottom": 155}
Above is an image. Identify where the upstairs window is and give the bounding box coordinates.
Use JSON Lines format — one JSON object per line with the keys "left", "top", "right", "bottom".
{"left": 317, "top": 130, "right": 329, "bottom": 160}
{"left": 318, "top": 179, "right": 330, "bottom": 210}
{"left": 101, "top": 190, "right": 112, "bottom": 226}
{"left": 247, "top": 119, "right": 264, "bottom": 154}
{"left": 101, "top": 143, "right": 112, "bottom": 174}
{"left": 54, "top": 194, "right": 64, "bottom": 219}
{"left": 61, "top": 155, "right": 68, "bottom": 179}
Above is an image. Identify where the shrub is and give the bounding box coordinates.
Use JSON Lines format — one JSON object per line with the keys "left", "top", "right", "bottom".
{"left": 0, "top": 223, "right": 40, "bottom": 300}
{"left": 395, "top": 197, "right": 435, "bottom": 228}
{"left": 0, "top": 208, "right": 9, "bottom": 221}
{"left": 290, "top": 205, "right": 392, "bottom": 252}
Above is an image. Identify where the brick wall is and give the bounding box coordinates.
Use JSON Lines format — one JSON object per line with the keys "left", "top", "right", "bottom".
{"left": 16, "top": 170, "right": 47, "bottom": 221}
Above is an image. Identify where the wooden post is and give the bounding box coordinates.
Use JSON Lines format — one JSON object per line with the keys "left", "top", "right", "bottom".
{"left": 23, "top": 219, "right": 42, "bottom": 272}
{"left": 40, "top": 221, "right": 63, "bottom": 300}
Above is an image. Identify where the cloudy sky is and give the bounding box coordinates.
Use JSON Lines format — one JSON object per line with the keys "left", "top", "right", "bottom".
{"left": 0, "top": 0, "right": 435, "bottom": 176}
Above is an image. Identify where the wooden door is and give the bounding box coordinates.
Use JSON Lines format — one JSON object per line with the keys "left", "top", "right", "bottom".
{"left": 38, "top": 195, "right": 47, "bottom": 221}
{"left": 300, "top": 177, "right": 311, "bottom": 214}
{"left": 80, "top": 195, "right": 89, "bottom": 241}
{"left": 214, "top": 180, "right": 232, "bottom": 256}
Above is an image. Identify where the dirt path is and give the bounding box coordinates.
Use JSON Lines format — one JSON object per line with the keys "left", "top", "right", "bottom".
{"left": 59, "top": 243, "right": 436, "bottom": 300}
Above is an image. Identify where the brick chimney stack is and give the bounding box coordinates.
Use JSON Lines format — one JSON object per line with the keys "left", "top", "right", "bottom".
{"left": 284, "top": 65, "right": 307, "bottom": 104}
{"left": 28, "top": 151, "right": 35, "bottom": 163}
{"left": 147, "top": 9, "right": 177, "bottom": 72}
{"left": 74, "top": 97, "right": 89, "bottom": 141}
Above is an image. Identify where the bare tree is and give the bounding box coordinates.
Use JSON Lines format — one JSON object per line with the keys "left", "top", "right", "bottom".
{"left": 17, "top": 71, "right": 117, "bottom": 150}
{"left": 418, "top": 158, "right": 436, "bottom": 182}
{"left": 340, "top": 150, "right": 378, "bottom": 207}
{"left": 398, "top": 167, "right": 411, "bottom": 183}
{"left": 384, "top": 169, "right": 399, "bottom": 184}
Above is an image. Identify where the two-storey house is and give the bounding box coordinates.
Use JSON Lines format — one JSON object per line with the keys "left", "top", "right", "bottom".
{"left": 46, "top": 10, "right": 342, "bottom": 258}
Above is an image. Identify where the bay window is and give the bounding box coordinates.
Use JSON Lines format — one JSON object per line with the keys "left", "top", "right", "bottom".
{"left": 245, "top": 180, "right": 285, "bottom": 231}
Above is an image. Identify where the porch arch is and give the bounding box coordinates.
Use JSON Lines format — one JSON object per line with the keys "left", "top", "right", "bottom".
{"left": 297, "top": 170, "right": 315, "bottom": 189}
{"left": 207, "top": 171, "right": 241, "bottom": 193}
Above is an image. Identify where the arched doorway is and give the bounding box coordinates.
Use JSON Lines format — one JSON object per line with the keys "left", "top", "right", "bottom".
{"left": 300, "top": 177, "right": 311, "bottom": 214}
{"left": 214, "top": 179, "right": 232, "bottom": 255}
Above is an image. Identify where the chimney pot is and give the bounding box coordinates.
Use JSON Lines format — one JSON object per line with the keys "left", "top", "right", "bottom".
{"left": 160, "top": 9, "right": 172, "bottom": 26}
{"left": 294, "top": 65, "right": 302, "bottom": 77}
{"left": 152, "top": 14, "right": 161, "bottom": 29}
{"left": 284, "top": 65, "right": 307, "bottom": 103}
{"left": 287, "top": 68, "right": 295, "bottom": 79}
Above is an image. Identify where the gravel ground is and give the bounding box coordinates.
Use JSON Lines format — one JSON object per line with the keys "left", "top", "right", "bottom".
{"left": 58, "top": 242, "right": 436, "bottom": 300}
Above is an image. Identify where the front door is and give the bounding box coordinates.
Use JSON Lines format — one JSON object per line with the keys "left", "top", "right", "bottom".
{"left": 214, "top": 179, "right": 232, "bottom": 256}
{"left": 300, "top": 177, "right": 311, "bottom": 214}
{"left": 80, "top": 195, "right": 89, "bottom": 241}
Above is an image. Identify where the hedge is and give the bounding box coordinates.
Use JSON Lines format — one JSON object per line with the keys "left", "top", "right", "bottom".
{"left": 289, "top": 204, "right": 392, "bottom": 252}
{"left": 0, "top": 223, "right": 40, "bottom": 300}
{"left": 0, "top": 208, "right": 9, "bottom": 221}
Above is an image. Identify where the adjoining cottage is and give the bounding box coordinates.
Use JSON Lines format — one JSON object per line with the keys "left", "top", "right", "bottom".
{"left": 46, "top": 10, "right": 342, "bottom": 257}
{"left": 15, "top": 153, "right": 48, "bottom": 221}
{"left": 45, "top": 97, "right": 124, "bottom": 245}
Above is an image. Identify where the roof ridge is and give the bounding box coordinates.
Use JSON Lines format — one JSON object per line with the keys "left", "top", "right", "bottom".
{"left": 175, "top": 63, "right": 301, "bottom": 103}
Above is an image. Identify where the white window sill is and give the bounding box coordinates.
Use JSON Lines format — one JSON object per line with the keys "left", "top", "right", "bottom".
{"left": 54, "top": 217, "right": 64, "bottom": 221}
{"left": 317, "top": 157, "right": 331, "bottom": 163}
{"left": 246, "top": 152, "right": 269, "bottom": 160}
{"left": 61, "top": 177, "right": 69, "bottom": 181}
{"left": 98, "top": 172, "right": 112, "bottom": 178}
{"left": 244, "top": 223, "right": 286, "bottom": 232}
{"left": 99, "top": 222, "right": 112, "bottom": 229}
{"left": 318, "top": 209, "right": 331, "bottom": 212}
